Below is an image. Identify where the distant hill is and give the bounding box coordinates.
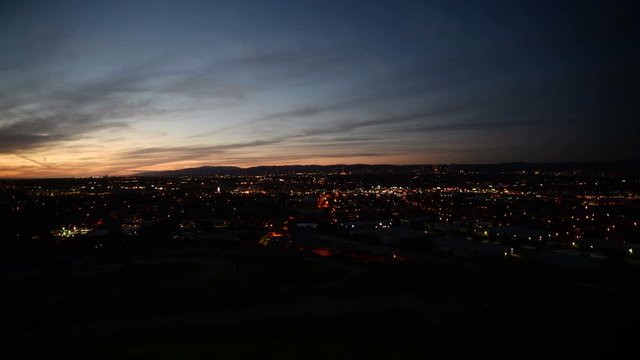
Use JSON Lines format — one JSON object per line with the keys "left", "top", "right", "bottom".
{"left": 135, "top": 160, "right": 640, "bottom": 177}
{"left": 135, "top": 164, "right": 429, "bottom": 176}
{"left": 137, "top": 166, "right": 244, "bottom": 177}
{"left": 445, "top": 160, "right": 640, "bottom": 174}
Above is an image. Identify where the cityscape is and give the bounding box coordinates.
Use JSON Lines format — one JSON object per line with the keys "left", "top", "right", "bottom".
{"left": 2, "top": 0, "right": 639, "bottom": 358}
{"left": 2, "top": 163, "right": 639, "bottom": 358}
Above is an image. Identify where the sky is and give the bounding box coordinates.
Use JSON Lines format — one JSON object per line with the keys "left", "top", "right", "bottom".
{"left": 0, "top": 0, "right": 638, "bottom": 177}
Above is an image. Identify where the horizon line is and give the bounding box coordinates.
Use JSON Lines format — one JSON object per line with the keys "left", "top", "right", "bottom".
{"left": 2, "top": 159, "right": 638, "bottom": 180}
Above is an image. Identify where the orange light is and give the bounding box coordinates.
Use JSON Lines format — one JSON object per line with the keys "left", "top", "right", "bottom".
{"left": 312, "top": 248, "right": 332, "bottom": 257}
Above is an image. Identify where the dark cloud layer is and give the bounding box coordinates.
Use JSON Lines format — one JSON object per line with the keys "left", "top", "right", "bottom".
{"left": 1, "top": 0, "right": 639, "bottom": 176}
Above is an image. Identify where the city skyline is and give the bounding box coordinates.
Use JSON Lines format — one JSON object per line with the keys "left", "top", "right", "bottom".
{"left": 1, "top": 0, "right": 638, "bottom": 178}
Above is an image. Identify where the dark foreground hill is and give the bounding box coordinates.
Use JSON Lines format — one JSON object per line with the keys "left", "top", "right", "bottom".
{"left": 3, "top": 242, "right": 638, "bottom": 359}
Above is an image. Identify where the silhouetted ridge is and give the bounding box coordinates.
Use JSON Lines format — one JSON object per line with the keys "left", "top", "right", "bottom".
{"left": 136, "top": 160, "right": 640, "bottom": 177}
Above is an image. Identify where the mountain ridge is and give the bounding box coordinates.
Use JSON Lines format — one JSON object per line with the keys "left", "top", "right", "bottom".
{"left": 135, "top": 160, "right": 640, "bottom": 176}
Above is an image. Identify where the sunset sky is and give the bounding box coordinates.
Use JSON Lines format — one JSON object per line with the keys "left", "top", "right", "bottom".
{"left": 1, "top": 0, "right": 638, "bottom": 177}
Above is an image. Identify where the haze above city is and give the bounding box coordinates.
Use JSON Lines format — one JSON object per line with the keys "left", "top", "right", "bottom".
{"left": 1, "top": 0, "right": 638, "bottom": 178}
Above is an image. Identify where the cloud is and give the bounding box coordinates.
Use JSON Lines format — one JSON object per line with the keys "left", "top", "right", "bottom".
{"left": 121, "top": 107, "right": 476, "bottom": 166}
{"left": 0, "top": 85, "right": 124, "bottom": 153}
{"left": 212, "top": 43, "right": 571, "bottom": 136}
{"left": 402, "top": 118, "right": 553, "bottom": 133}
{"left": 0, "top": 60, "right": 250, "bottom": 154}
{"left": 117, "top": 131, "right": 389, "bottom": 170}
{"left": 12, "top": 153, "right": 49, "bottom": 168}
{"left": 195, "top": 150, "right": 399, "bottom": 167}
{"left": 113, "top": 136, "right": 299, "bottom": 171}
{"left": 0, "top": 43, "right": 358, "bottom": 155}
{"left": 261, "top": 107, "right": 324, "bottom": 121}
{"left": 216, "top": 47, "right": 352, "bottom": 81}
{"left": 0, "top": 114, "right": 128, "bottom": 153}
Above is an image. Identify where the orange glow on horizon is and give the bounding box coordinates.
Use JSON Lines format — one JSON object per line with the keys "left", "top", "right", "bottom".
{"left": 1, "top": 151, "right": 438, "bottom": 178}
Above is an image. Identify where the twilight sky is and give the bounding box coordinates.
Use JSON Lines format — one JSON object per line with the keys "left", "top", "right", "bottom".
{"left": 1, "top": 0, "right": 638, "bottom": 177}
